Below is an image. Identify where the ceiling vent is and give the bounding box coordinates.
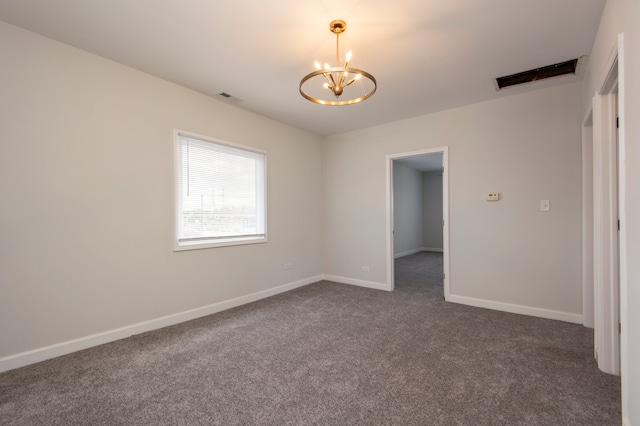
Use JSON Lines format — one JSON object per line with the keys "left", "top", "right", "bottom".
{"left": 495, "top": 57, "right": 584, "bottom": 90}
{"left": 217, "top": 92, "right": 242, "bottom": 103}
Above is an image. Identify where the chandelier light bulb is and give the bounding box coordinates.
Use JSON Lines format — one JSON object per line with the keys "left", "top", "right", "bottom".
{"left": 299, "top": 20, "right": 377, "bottom": 105}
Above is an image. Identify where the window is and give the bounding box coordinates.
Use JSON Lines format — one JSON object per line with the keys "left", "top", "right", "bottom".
{"left": 174, "top": 129, "right": 266, "bottom": 251}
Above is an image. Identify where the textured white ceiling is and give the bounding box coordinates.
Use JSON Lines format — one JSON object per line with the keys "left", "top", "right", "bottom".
{"left": 0, "top": 0, "right": 606, "bottom": 136}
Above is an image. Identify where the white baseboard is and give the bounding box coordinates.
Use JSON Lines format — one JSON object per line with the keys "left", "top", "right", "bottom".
{"left": 421, "top": 247, "right": 443, "bottom": 253}
{"left": 394, "top": 248, "right": 423, "bottom": 258}
{"left": 1, "top": 277, "right": 584, "bottom": 373}
{"left": 0, "top": 275, "right": 323, "bottom": 373}
{"left": 323, "top": 275, "right": 390, "bottom": 291}
{"left": 446, "top": 294, "right": 583, "bottom": 324}
{"left": 394, "top": 247, "right": 443, "bottom": 258}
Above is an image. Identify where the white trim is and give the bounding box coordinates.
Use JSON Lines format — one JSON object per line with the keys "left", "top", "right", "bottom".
{"left": 323, "top": 275, "right": 390, "bottom": 291}
{"left": 616, "top": 33, "right": 629, "bottom": 423}
{"left": 593, "top": 90, "right": 620, "bottom": 375}
{"left": 422, "top": 247, "right": 444, "bottom": 253}
{"left": 386, "top": 147, "right": 450, "bottom": 297}
{"left": 394, "top": 248, "right": 423, "bottom": 258}
{"left": 446, "top": 294, "right": 583, "bottom": 324}
{"left": 174, "top": 128, "right": 267, "bottom": 156}
{"left": 173, "top": 235, "right": 267, "bottom": 252}
{"left": 386, "top": 158, "right": 395, "bottom": 291}
{"left": 591, "top": 35, "right": 623, "bottom": 376}
{"left": 0, "top": 275, "right": 322, "bottom": 373}
{"left": 394, "top": 247, "right": 443, "bottom": 258}
{"left": 581, "top": 108, "right": 595, "bottom": 329}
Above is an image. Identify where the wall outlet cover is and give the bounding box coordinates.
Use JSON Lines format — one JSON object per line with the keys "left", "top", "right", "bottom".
{"left": 486, "top": 192, "right": 500, "bottom": 201}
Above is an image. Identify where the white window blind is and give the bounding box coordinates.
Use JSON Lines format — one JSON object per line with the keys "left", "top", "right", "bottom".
{"left": 175, "top": 131, "right": 266, "bottom": 250}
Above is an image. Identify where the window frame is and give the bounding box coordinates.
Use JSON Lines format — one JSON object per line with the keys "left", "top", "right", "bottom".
{"left": 173, "top": 129, "right": 267, "bottom": 251}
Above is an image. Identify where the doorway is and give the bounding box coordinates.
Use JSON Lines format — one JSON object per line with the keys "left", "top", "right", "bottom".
{"left": 386, "top": 147, "right": 449, "bottom": 297}
{"left": 591, "top": 37, "right": 624, "bottom": 376}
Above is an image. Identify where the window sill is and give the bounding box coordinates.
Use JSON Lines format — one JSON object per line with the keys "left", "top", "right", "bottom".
{"left": 173, "top": 236, "right": 267, "bottom": 252}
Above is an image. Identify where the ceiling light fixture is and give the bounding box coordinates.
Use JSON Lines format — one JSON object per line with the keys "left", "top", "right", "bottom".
{"left": 299, "top": 20, "right": 377, "bottom": 106}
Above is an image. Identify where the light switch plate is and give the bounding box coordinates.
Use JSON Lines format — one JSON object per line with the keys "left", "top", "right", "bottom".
{"left": 486, "top": 192, "right": 500, "bottom": 201}
{"left": 541, "top": 200, "right": 550, "bottom": 211}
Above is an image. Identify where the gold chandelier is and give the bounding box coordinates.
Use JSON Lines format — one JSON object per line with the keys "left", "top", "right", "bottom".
{"left": 299, "top": 20, "right": 377, "bottom": 106}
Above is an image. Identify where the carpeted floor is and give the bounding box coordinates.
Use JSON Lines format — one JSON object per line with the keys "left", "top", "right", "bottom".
{"left": 0, "top": 252, "right": 621, "bottom": 425}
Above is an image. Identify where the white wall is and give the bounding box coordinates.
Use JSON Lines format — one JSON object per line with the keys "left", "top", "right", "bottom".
{"left": 583, "top": 1, "right": 639, "bottom": 423}
{"left": 3, "top": 7, "right": 637, "bottom": 417}
{"left": 393, "top": 163, "right": 424, "bottom": 256}
{"left": 422, "top": 172, "right": 443, "bottom": 251}
{"left": 0, "top": 22, "right": 323, "bottom": 364}
{"left": 323, "top": 82, "right": 583, "bottom": 320}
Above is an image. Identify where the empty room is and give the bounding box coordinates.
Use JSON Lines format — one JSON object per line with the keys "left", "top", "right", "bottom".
{"left": 1, "top": 1, "right": 638, "bottom": 425}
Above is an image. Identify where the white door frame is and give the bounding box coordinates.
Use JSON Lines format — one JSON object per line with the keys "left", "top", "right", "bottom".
{"left": 581, "top": 111, "right": 594, "bottom": 329}
{"left": 592, "top": 34, "right": 626, "bottom": 376}
{"left": 386, "top": 147, "right": 450, "bottom": 295}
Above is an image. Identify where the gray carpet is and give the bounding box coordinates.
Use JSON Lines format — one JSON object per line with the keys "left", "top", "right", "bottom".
{"left": 0, "top": 252, "right": 621, "bottom": 425}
